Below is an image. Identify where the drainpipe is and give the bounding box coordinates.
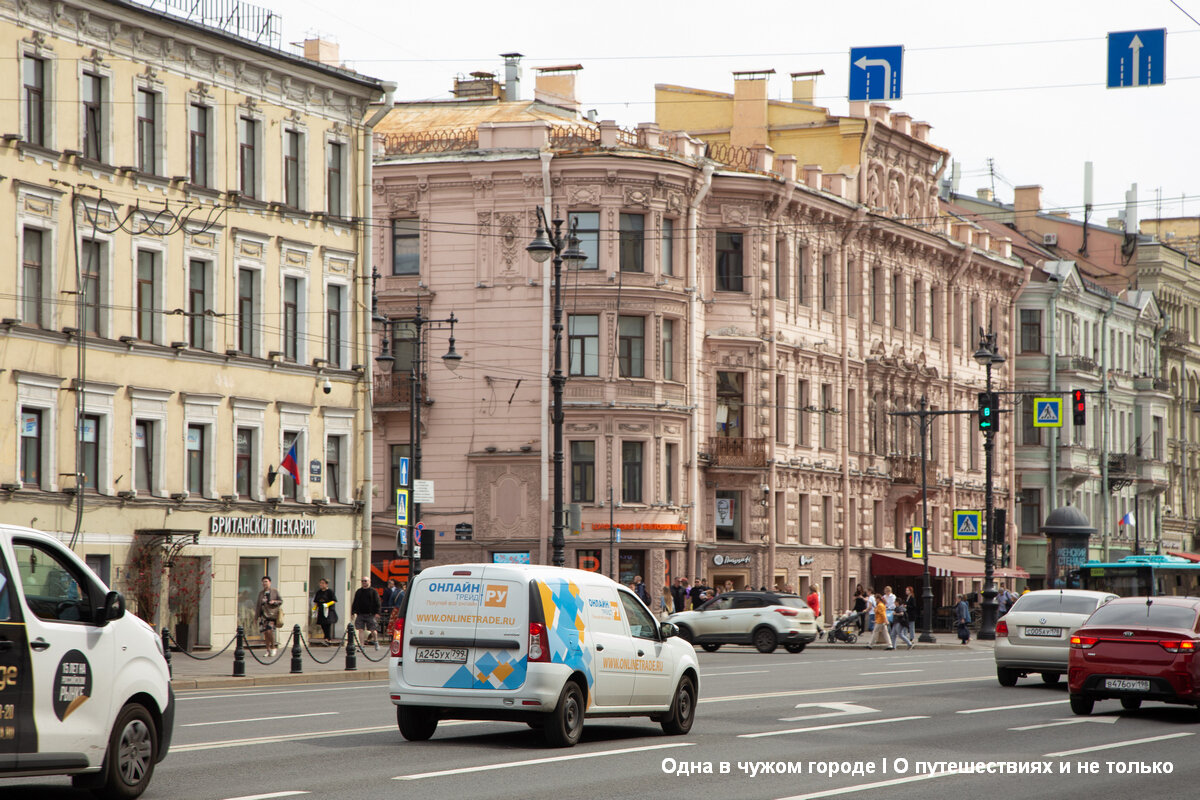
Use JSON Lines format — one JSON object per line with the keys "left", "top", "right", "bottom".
{"left": 766, "top": 180, "right": 793, "bottom": 589}
{"left": 1005, "top": 260, "right": 1033, "bottom": 578}
{"left": 1047, "top": 268, "right": 1066, "bottom": 513}
{"left": 539, "top": 150, "right": 554, "bottom": 567}
{"left": 1152, "top": 319, "right": 1166, "bottom": 552}
{"left": 943, "top": 243, "right": 972, "bottom": 554}
{"left": 1100, "top": 297, "right": 1116, "bottom": 559}
{"left": 687, "top": 164, "right": 715, "bottom": 580}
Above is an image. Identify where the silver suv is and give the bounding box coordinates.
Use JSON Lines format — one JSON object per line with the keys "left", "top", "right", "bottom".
{"left": 667, "top": 591, "right": 818, "bottom": 653}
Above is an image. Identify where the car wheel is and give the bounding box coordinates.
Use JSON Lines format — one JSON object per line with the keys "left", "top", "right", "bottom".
{"left": 676, "top": 625, "right": 694, "bottom": 644}
{"left": 544, "top": 681, "right": 585, "bottom": 748}
{"left": 785, "top": 643, "right": 806, "bottom": 654}
{"left": 88, "top": 703, "right": 157, "bottom": 800}
{"left": 701, "top": 643, "right": 721, "bottom": 652}
{"left": 997, "top": 667, "right": 1019, "bottom": 687}
{"left": 1069, "top": 694, "right": 1094, "bottom": 716}
{"left": 753, "top": 627, "right": 778, "bottom": 654}
{"left": 397, "top": 705, "right": 439, "bottom": 741}
{"left": 1041, "top": 672, "right": 1061, "bottom": 686}
{"left": 661, "top": 675, "right": 697, "bottom": 735}
{"left": 1120, "top": 696, "right": 1142, "bottom": 711}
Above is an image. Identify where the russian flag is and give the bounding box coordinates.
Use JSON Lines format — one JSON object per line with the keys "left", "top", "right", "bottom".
{"left": 1119, "top": 511, "right": 1136, "bottom": 527}
{"left": 280, "top": 441, "right": 301, "bottom": 483}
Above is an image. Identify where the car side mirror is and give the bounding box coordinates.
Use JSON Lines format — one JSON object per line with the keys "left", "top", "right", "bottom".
{"left": 660, "top": 622, "right": 678, "bottom": 639}
{"left": 101, "top": 591, "right": 125, "bottom": 624}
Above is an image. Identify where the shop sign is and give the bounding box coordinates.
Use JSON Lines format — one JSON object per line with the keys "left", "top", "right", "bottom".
{"left": 209, "top": 516, "right": 317, "bottom": 537}
{"left": 590, "top": 522, "right": 686, "bottom": 531}
{"left": 799, "top": 555, "right": 815, "bottom": 566}
{"left": 713, "top": 553, "right": 751, "bottom": 566}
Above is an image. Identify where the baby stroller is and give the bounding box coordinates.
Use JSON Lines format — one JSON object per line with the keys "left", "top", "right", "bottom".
{"left": 826, "top": 609, "right": 859, "bottom": 644}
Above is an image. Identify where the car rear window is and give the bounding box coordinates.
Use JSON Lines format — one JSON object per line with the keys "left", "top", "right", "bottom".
{"left": 1087, "top": 602, "right": 1199, "bottom": 629}
{"left": 1010, "top": 594, "right": 1103, "bottom": 615}
{"left": 776, "top": 597, "right": 809, "bottom": 610}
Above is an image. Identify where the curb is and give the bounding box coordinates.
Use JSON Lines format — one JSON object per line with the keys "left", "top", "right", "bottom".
{"left": 172, "top": 668, "right": 389, "bottom": 690}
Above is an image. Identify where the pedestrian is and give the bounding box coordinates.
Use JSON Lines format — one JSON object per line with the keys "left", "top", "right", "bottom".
{"left": 723, "top": 579, "right": 735, "bottom": 594}
{"left": 311, "top": 578, "right": 338, "bottom": 645}
{"left": 806, "top": 585, "right": 820, "bottom": 619}
{"left": 867, "top": 594, "right": 892, "bottom": 649}
{"left": 882, "top": 585, "right": 896, "bottom": 612}
{"left": 891, "top": 597, "right": 913, "bottom": 649}
{"left": 997, "top": 586, "right": 1016, "bottom": 616}
{"left": 660, "top": 585, "right": 672, "bottom": 620}
{"left": 255, "top": 575, "right": 283, "bottom": 657}
{"left": 632, "top": 575, "right": 650, "bottom": 604}
{"left": 955, "top": 593, "right": 972, "bottom": 644}
{"left": 672, "top": 577, "right": 690, "bottom": 613}
{"left": 904, "top": 585, "right": 918, "bottom": 643}
{"left": 853, "top": 588, "right": 868, "bottom": 633}
{"left": 381, "top": 578, "right": 401, "bottom": 619}
{"left": 351, "top": 577, "right": 382, "bottom": 650}
{"left": 865, "top": 588, "right": 877, "bottom": 632}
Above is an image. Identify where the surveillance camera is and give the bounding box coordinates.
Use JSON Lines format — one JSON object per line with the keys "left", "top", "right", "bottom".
{"left": 322, "top": 377, "right": 332, "bottom": 394}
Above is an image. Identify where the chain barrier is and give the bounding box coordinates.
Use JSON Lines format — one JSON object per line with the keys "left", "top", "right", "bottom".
{"left": 297, "top": 631, "right": 345, "bottom": 664}
{"left": 355, "top": 638, "right": 390, "bottom": 663}
{"left": 242, "top": 629, "right": 296, "bottom": 666}
{"left": 162, "top": 630, "right": 239, "bottom": 661}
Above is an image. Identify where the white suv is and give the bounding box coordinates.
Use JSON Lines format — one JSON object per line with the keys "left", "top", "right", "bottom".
{"left": 667, "top": 591, "right": 819, "bottom": 653}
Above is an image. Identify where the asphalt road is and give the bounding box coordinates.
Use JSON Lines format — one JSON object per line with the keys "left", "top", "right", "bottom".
{"left": 5, "top": 644, "right": 1198, "bottom": 800}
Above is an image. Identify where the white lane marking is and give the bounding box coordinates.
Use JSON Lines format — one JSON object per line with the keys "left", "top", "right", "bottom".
{"left": 860, "top": 669, "right": 922, "bottom": 675}
{"left": 702, "top": 675, "right": 990, "bottom": 704}
{"left": 780, "top": 702, "right": 877, "bottom": 722}
{"left": 183, "top": 712, "right": 339, "bottom": 727}
{"left": 1011, "top": 717, "right": 1118, "bottom": 731}
{"left": 700, "top": 670, "right": 770, "bottom": 677}
{"left": 222, "top": 793, "right": 310, "bottom": 800}
{"left": 179, "top": 684, "right": 386, "bottom": 701}
{"left": 776, "top": 770, "right": 960, "bottom": 799}
{"left": 956, "top": 699, "right": 1064, "bottom": 714}
{"left": 1045, "top": 731, "right": 1194, "bottom": 757}
{"left": 740, "top": 715, "right": 929, "bottom": 739}
{"left": 394, "top": 741, "right": 695, "bottom": 780}
{"left": 173, "top": 721, "right": 487, "bottom": 752}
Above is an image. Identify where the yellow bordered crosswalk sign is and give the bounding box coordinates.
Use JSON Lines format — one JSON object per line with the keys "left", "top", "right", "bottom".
{"left": 396, "top": 488, "right": 409, "bottom": 526}
{"left": 1033, "top": 397, "right": 1063, "bottom": 428}
{"left": 908, "top": 527, "right": 924, "bottom": 559}
{"left": 953, "top": 510, "right": 983, "bottom": 540}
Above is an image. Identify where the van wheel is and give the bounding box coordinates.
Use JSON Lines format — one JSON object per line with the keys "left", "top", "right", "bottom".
{"left": 997, "top": 667, "right": 1019, "bottom": 687}
{"left": 700, "top": 643, "right": 721, "bottom": 652}
{"left": 1041, "top": 672, "right": 1061, "bottom": 685}
{"left": 785, "top": 643, "right": 806, "bottom": 654}
{"left": 1120, "top": 696, "right": 1142, "bottom": 710}
{"left": 87, "top": 703, "right": 157, "bottom": 800}
{"left": 1070, "top": 694, "right": 1094, "bottom": 716}
{"left": 661, "top": 675, "right": 696, "bottom": 735}
{"left": 397, "top": 706, "right": 439, "bottom": 741}
{"left": 544, "top": 681, "right": 584, "bottom": 748}
{"left": 753, "top": 627, "right": 778, "bottom": 654}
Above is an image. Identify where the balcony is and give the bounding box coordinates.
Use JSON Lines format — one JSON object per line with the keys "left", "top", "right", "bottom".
{"left": 886, "top": 454, "right": 937, "bottom": 485}
{"left": 373, "top": 372, "right": 414, "bottom": 407}
{"left": 706, "top": 436, "right": 767, "bottom": 468}
{"left": 1057, "top": 355, "right": 1098, "bottom": 374}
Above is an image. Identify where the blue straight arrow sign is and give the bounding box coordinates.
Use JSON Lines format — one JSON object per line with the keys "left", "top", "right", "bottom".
{"left": 1107, "top": 29, "right": 1165, "bottom": 88}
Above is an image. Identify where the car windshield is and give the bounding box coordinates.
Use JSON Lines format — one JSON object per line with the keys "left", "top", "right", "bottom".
{"left": 1087, "top": 602, "right": 1198, "bottom": 630}
{"left": 776, "top": 596, "right": 808, "bottom": 609}
{"left": 1010, "top": 594, "right": 1105, "bottom": 615}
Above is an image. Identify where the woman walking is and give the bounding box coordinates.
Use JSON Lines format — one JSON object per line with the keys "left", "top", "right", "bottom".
{"left": 955, "top": 593, "right": 972, "bottom": 645}
{"left": 867, "top": 593, "right": 892, "bottom": 649}
{"left": 312, "top": 578, "right": 338, "bottom": 645}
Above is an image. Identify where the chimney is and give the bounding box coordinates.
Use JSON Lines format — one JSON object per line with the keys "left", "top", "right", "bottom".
{"left": 730, "top": 69, "right": 773, "bottom": 149}
{"left": 789, "top": 70, "right": 823, "bottom": 106}
{"left": 803, "top": 164, "right": 822, "bottom": 190}
{"left": 303, "top": 38, "right": 340, "bottom": 68}
{"left": 1014, "top": 185, "right": 1042, "bottom": 234}
{"left": 534, "top": 65, "right": 582, "bottom": 112}
{"left": 500, "top": 52, "right": 523, "bottom": 102}
{"left": 976, "top": 188, "right": 994, "bottom": 202}
{"left": 453, "top": 71, "right": 500, "bottom": 99}
{"left": 889, "top": 112, "right": 911, "bottom": 137}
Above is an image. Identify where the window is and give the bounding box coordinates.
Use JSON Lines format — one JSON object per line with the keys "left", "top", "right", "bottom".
{"left": 622, "top": 441, "right": 643, "bottom": 503}
{"left": 326, "top": 284, "right": 345, "bottom": 367}
{"left": 325, "top": 436, "right": 343, "bottom": 502}
{"left": 912, "top": 278, "right": 924, "bottom": 334}
{"left": 280, "top": 431, "right": 301, "bottom": 500}
{"left": 188, "top": 104, "right": 210, "bottom": 186}
{"left": 618, "top": 590, "right": 658, "bottom": 639}
{"left": 716, "top": 231, "right": 744, "bottom": 292}
{"left": 238, "top": 117, "right": 258, "bottom": 198}
{"left": 665, "top": 443, "right": 677, "bottom": 504}
{"left": 134, "top": 419, "right": 155, "bottom": 494}
{"left": 136, "top": 250, "right": 159, "bottom": 342}
{"left": 776, "top": 375, "right": 787, "bottom": 443}
{"left": 847, "top": 389, "right": 857, "bottom": 453}
{"left": 389, "top": 444, "right": 411, "bottom": 504}
{"left": 81, "top": 413, "right": 101, "bottom": 490}
{"left": 82, "top": 72, "right": 104, "bottom": 160}
{"left": 775, "top": 239, "right": 787, "bottom": 300}
{"left": 662, "top": 218, "right": 675, "bottom": 276}
{"left": 969, "top": 300, "right": 980, "bottom": 349}
{"left": 716, "top": 490, "right": 740, "bottom": 540}
{"left": 391, "top": 219, "right": 419, "bottom": 275}
{"left": 820, "top": 383, "right": 834, "bottom": 449}
{"left": 19, "top": 408, "right": 42, "bottom": 486}
{"left": 567, "top": 212, "right": 599, "bottom": 269}
{"left": 186, "top": 424, "right": 206, "bottom": 495}
{"left": 80, "top": 239, "right": 103, "bottom": 336}
{"left": 23, "top": 56, "right": 46, "bottom": 146}
{"left": 390, "top": 320, "right": 417, "bottom": 375}
{"left": 617, "top": 316, "right": 645, "bottom": 378}
{"left": 871, "top": 267, "right": 883, "bottom": 323}
{"left": 188, "top": 260, "right": 209, "bottom": 349}
{"left": 822, "top": 495, "right": 834, "bottom": 544}
{"left": 326, "top": 141, "right": 344, "bottom": 216}
{"left": 13, "top": 540, "right": 95, "bottom": 623}
{"left": 1020, "top": 309, "right": 1042, "bottom": 353}
{"left": 568, "top": 315, "right": 599, "bottom": 376}
{"left": 136, "top": 89, "right": 158, "bottom": 173}
{"left": 846, "top": 259, "right": 858, "bottom": 318}
{"left": 662, "top": 318, "right": 676, "bottom": 381}
{"left": 237, "top": 268, "right": 257, "bottom": 355}
{"left": 235, "top": 427, "right": 254, "bottom": 498}
{"left": 821, "top": 253, "right": 833, "bottom": 311}
{"left": 619, "top": 213, "right": 644, "bottom": 272}
{"left": 797, "top": 379, "right": 810, "bottom": 446}
{"left": 930, "top": 285, "right": 940, "bottom": 339}
{"left": 716, "top": 372, "right": 744, "bottom": 438}
{"left": 570, "top": 441, "right": 595, "bottom": 503}
{"left": 953, "top": 291, "right": 963, "bottom": 347}
{"left": 797, "top": 246, "right": 809, "bottom": 306}
{"left": 283, "top": 276, "right": 300, "bottom": 361}
{"left": 1154, "top": 416, "right": 1164, "bottom": 461}
{"left": 892, "top": 273, "right": 903, "bottom": 328}
{"left": 22, "top": 228, "right": 45, "bottom": 327}
{"left": 284, "top": 130, "right": 302, "bottom": 207}
{"left": 1020, "top": 489, "right": 1042, "bottom": 535}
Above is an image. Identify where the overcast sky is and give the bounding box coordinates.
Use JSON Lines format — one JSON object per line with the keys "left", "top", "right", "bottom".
{"left": 264, "top": 0, "right": 1200, "bottom": 228}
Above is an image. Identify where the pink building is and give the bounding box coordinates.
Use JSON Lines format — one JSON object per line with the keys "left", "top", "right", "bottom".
{"left": 369, "top": 61, "right": 1026, "bottom": 619}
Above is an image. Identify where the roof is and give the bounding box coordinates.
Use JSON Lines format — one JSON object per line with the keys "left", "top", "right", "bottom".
{"left": 375, "top": 99, "right": 583, "bottom": 136}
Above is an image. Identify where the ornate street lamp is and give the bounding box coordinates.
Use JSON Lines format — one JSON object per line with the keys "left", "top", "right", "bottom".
{"left": 974, "top": 330, "right": 1005, "bottom": 640}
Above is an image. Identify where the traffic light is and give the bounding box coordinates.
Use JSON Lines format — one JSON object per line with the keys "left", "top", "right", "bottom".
{"left": 1072, "top": 389, "right": 1086, "bottom": 426}
{"left": 977, "top": 391, "right": 998, "bottom": 431}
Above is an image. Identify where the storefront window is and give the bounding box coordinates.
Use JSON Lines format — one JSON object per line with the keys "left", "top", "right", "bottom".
{"left": 576, "top": 549, "right": 602, "bottom": 574}
{"left": 716, "top": 490, "right": 741, "bottom": 540}
{"left": 619, "top": 550, "right": 644, "bottom": 588}
{"left": 238, "top": 556, "right": 270, "bottom": 637}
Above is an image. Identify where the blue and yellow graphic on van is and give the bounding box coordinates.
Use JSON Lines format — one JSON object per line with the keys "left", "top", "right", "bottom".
{"left": 537, "top": 578, "right": 595, "bottom": 705}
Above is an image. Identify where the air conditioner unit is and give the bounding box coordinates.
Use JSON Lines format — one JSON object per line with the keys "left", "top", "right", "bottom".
{"left": 1042, "top": 232, "right": 1058, "bottom": 246}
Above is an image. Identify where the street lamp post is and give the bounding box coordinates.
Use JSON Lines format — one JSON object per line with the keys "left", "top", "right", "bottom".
{"left": 975, "top": 330, "right": 1005, "bottom": 641}
{"left": 526, "top": 209, "right": 586, "bottom": 567}
{"left": 917, "top": 396, "right": 935, "bottom": 644}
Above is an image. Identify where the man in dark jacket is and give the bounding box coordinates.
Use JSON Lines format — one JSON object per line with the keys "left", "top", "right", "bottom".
{"left": 904, "top": 585, "right": 919, "bottom": 643}
{"left": 672, "top": 577, "right": 690, "bottom": 613}
{"left": 381, "top": 579, "right": 401, "bottom": 617}
{"left": 351, "top": 577, "right": 382, "bottom": 649}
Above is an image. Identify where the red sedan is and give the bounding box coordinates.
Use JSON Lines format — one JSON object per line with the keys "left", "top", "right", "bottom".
{"left": 1068, "top": 596, "right": 1200, "bottom": 716}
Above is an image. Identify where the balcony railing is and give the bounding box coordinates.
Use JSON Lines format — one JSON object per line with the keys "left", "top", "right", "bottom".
{"left": 706, "top": 436, "right": 767, "bottom": 468}
{"left": 373, "top": 372, "right": 414, "bottom": 406}
{"left": 886, "top": 454, "right": 938, "bottom": 485}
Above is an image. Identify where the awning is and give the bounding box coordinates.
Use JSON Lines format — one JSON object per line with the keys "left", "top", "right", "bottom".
{"left": 1169, "top": 551, "right": 1200, "bottom": 563}
{"left": 870, "top": 553, "right": 1029, "bottom": 580}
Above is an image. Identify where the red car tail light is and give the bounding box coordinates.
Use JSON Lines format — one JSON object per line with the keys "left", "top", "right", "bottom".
{"left": 1159, "top": 640, "right": 1197, "bottom": 654}
{"left": 1070, "top": 635, "right": 1099, "bottom": 649}
{"left": 775, "top": 608, "right": 799, "bottom": 617}
{"left": 528, "top": 622, "right": 551, "bottom": 662}
{"left": 390, "top": 617, "right": 404, "bottom": 658}
{"left": 996, "top": 620, "right": 1008, "bottom": 638}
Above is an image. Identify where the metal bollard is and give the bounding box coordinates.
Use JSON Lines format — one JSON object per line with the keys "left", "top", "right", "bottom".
{"left": 290, "top": 624, "right": 303, "bottom": 673}
{"left": 344, "top": 623, "right": 357, "bottom": 671}
{"left": 233, "top": 625, "right": 246, "bottom": 677}
{"left": 161, "top": 627, "right": 173, "bottom": 678}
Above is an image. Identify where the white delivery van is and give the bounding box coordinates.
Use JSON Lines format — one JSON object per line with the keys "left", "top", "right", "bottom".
{"left": 0, "top": 525, "right": 174, "bottom": 799}
{"left": 389, "top": 563, "right": 699, "bottom": 747}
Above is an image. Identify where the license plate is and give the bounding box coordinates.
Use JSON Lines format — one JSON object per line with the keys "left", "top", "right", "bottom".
{"left": 1105, "top": 678, "right": 1150, "bottom": 692}
{"left": 1024, "top": 626, "right": 1063, "bottom": 637}
{"left": 414, "top": 647, "right": 468, "bottom": 664}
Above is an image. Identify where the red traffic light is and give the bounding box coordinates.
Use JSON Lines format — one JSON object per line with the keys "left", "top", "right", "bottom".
{"left": 1072, "top": 389, "right": 1086, "bottom": 426}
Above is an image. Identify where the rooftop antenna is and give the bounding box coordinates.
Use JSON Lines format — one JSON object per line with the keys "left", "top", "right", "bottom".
{"left": 1079, "top": 162, "right": 1093, "bottom": 256}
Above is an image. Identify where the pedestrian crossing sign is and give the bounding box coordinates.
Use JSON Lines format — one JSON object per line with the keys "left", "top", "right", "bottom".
{"left": 953, "top": 510, "right": 983, "bottom": 540}
{"left": 1033, "top": 397, "right": 1063, "bottom": 428}
{"left": 907, "top": 527, "right": 924, "bottom": 559}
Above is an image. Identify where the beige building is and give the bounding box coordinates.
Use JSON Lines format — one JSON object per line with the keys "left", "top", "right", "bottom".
{"left": 0, "top": 0, "right": 385, "bottom": 646}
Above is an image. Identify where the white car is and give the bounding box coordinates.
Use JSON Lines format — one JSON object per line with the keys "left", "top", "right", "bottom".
{"left": 667, "top": 591, "right": 819, "bottom": 653}
{"left": 994, "top": 589, "right": 1118, "bottom": 686}
{"left": 0, "top": 525, "right": 174, "bottom": 799}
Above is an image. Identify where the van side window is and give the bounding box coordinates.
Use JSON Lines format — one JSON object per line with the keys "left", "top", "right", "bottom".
{"left": 12, "top": 541, "right": 95, "bottom": 624}
{"left": 617, "top": 590, "right": 658, "bottom": 640}
{"left": 0, "top": 558, "right": 11, "bottom": 622}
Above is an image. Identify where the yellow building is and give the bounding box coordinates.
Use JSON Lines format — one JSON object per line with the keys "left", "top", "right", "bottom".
{"left": 0, "top": 0, "right": 385, "bottom": 648}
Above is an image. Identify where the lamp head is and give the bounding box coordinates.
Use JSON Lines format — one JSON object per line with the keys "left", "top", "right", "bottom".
{"left": 526, "top": 225, "right": 554, "bottom": 263}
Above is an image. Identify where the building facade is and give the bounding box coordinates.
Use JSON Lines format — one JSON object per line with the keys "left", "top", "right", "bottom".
{"left": 0, "top": 0, "right": 383, "bottom": 646}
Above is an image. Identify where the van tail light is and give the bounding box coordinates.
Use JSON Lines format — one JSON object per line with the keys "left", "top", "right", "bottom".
{"left": 774, "top": 608, "right": 799, "bottom": 617}
{"left": 390, "top": 617, "right": 404, "bottom": 658}
{"left": 1070, "top": 635, "right": 1099, "bottom": 650}
{"left": 996, "top": 620, "right": 1008, "bottom": 638}
{"left": 1160, "top": 640, "right": 1196, "bottom": 654}
{"left": 528, "top": 622, "right": 551, "bottom": 663}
